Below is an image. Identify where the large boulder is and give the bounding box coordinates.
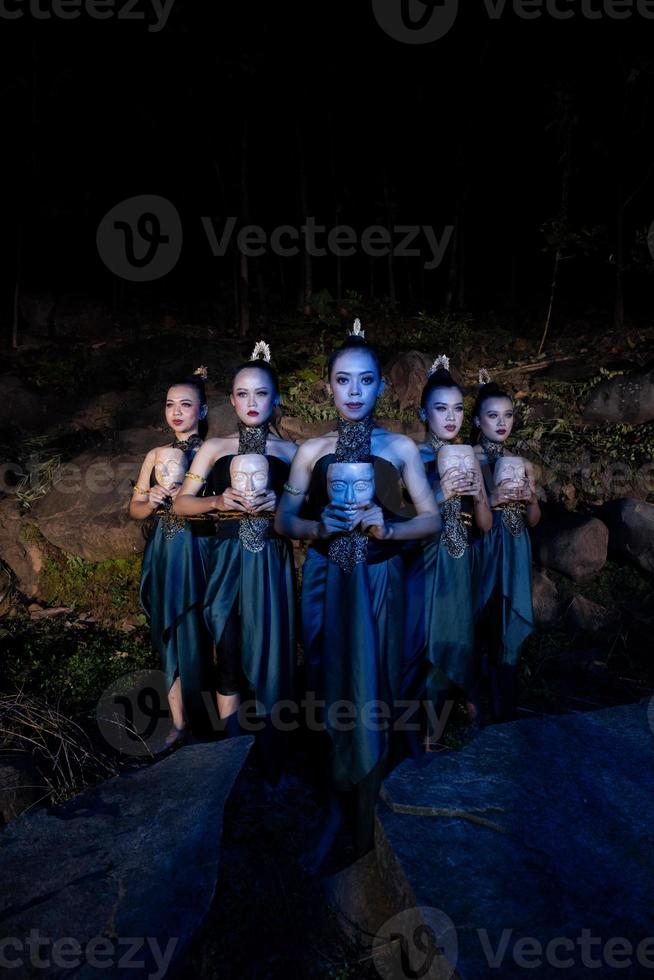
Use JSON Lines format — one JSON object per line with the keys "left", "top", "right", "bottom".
{"left": 531, "top": 569, "right": 560, "bottom": 627}
{"left": 0, "top": 739, "right": 252, "bottom": 978}
{"left": 0, "top": 502, "right": 55, "bottom": 598}
{"left": 599, "top": 497, "right": 654, "bottom": 575}
{"left": 565, "top": 594, "right": 618, "bottom": 632}
{"left": 384, "top": 350, "right": 432, "bottom": 411}
{"left": 30, "top": 449, "right": 144, "bottom": 561}
{"left": 531, "top": 512, "right": 608, "bottom": 580}
{"left": 582, "top": 364, "right": 654, "bottom": 424}
{"left": 376, "top": 701, "right": 654, "bottom": 980}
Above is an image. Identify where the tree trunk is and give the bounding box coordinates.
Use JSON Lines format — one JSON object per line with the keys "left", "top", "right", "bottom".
{"left": 239, "top": 120, "right": 250, "bottom": 338}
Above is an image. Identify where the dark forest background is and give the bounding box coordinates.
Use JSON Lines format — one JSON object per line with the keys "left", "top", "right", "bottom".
{"left": 2, "top": 1, "right": 654, "bottom": 342}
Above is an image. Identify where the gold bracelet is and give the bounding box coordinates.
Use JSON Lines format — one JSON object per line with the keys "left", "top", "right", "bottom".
{"left": 132, "top": 485, "right": 150, "bottom": 495}
{"left": 185, "top": 472, "right": 205, "bottom": 483}
{"left": 283, "top": 482, "right": 305, "bottom": 496}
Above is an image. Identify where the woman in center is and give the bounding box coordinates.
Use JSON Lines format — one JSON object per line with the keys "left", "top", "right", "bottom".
{"left": 276, "top": 326, "right": 440, "bottom": 860}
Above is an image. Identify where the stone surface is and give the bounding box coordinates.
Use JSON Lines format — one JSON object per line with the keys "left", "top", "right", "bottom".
{"left": 0, "top": 738, "right": 252, "bottom": 979}
{"left": 376, "top": 701, "right": 654, "bottom": 980}
{"left": 565, "top": 594, "right": 617, "bottom": 632}
{"left": 384, "top": 350, "right": 433, "bottom": 411}
{"left": 531, "top": 570, "right": 560, "bottom": 627}
{"left": 0, "top": 757, "right": 48, "bottom": 825}
{"left": 531, "top": 512, "right": 608, "bottom": 580}
{"left": 30, "top": 449, "right": 144, "bottom": 560}
{"left": 582, "top": 365, "right": 654, "bottom": 425}
{"left": 0, "top": 503, "right": 52, "bottom": 598}
{"left": 599, "top": 497, "right": 654, "bottom": 575}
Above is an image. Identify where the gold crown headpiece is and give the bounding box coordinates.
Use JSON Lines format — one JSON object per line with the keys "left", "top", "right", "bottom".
{"left": 478, "top": 368, "right": 491, "bottom": 385}
{"left": 193, "top": 365, "right": 209, "bottom": 381}
{"left": 349, "top": 318, "right": 365, "bottom": 338}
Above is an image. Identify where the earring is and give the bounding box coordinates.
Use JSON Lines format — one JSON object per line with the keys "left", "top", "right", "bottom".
{"left": 419, "top": 408, "right": 427, "bottom": 422}
{"left": 200, "top": 406, "right": 208, "bottom": 419}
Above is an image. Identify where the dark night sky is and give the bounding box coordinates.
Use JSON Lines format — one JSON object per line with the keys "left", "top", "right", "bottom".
{"left": 2, "top": 1, "right": 654, "bottom": 323}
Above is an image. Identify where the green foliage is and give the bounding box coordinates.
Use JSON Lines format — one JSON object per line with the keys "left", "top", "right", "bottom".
{"left": 41, "top": 555, "right": 143, "bottom": 624}
{"left": 0, "top": 613, "right": 156, "bottom": 719}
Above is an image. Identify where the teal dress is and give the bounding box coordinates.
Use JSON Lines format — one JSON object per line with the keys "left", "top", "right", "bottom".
{"left": 139, "top": 439, "right": 215, "bottom": 731}
{"left": 203, "top": 454, "right": 296, "bottom": 720}
{"left": 474, "top": 459, "right": 534, "bottom": 669}
{"left": 301, "top": 454, "right": 406, "bottom": 849}
{"left": 403, "top": 458, "right": 478, "bottom": 736}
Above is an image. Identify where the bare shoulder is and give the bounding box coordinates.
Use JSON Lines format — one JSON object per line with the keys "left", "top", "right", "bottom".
{"left": 295, "top": 432, "right": 337, "bottom": 466}
{"left": 269, "top": 436, "right": 299, "bottom": 464}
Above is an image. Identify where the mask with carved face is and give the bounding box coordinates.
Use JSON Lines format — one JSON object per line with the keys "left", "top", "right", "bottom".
{"left": 154, "top": 447, "right": 187, "bottom": 491}
{"left": 230, "top": 454, "right": 270, "bottom": 496}
{"left": 327, "top": 462, "right": 375, "bottom": 508}
{"left": 437, "top": 444, "right": 476, "bottom": 480}
{"left": 495, "top": 455, "right": 527, "bottom": 488}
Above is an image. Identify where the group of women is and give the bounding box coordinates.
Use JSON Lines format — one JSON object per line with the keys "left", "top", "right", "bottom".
{"left": 129, "top": 325, "right": 541, "bottom": 863}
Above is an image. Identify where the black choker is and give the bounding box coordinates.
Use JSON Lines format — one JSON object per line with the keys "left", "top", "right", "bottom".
{"left": 480, "top": 434, "right": 505, "bottom": 464}
{"left": 237, "top": 420, "right": 269, "bottom": 455}
{"left": 334, "top": 415, "right": 374, "bottom": 463}
{"left": 172, "top": 434, "right": 203, "bottom": 454}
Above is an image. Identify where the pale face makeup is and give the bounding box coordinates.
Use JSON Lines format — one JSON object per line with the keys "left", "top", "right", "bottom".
{"left": 476, "top": 396, "right": 514, "bottom": 443}
{"left": 230, "top": 454, "right": 270, "bottom": 496}
{"left": 230, "top": 367, "right": 277, "bottom": 427}
{"left": 495, "top": 456, "right": 526, "bottom": 488}
{"left": 327, "top": 462, "right": 375, "bottom": 508}
{"left": 165, "top": 384, "right": 203, "bottom": 437}
{"left": 154, "top": 447, "right": 187, "bottom": 490}
{"left": 425, "top": 386, "right": 465, "bottom": 442}
{"left": 328, "top": 349, "right": 383, "bottom": 422}
{"left": 437, "top": 444, "right": 476, "bottom": 480}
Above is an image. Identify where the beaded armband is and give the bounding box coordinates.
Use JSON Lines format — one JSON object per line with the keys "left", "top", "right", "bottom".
{"left": 283, "top": 482, "right": 305, "bottom": 496}
{"left": 185, "top": 472, "right": 205, "bottom": 483}
{"left": 132, "top": 484, "right": 149, "bottom": 495}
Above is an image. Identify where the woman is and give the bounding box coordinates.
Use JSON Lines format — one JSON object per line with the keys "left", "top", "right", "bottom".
{"left": 275, "top": 326, "right": 439, "bottom": 859}
{"left": 404, "top": 356, "right": 492, "bottom": 750}
{"left": 471, "top": 371, "right": 541, "bottom": 720}
{"left": 174, "top": 342, "right": 297, "bottom": 778}
{"left": 129, "top": 368, "right": 215, "bottom": 745}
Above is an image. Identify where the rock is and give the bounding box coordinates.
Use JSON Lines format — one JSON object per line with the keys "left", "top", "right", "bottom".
{"left": 29, "top": 605, "right": 73, "bottom": 620}
{"left": 582, "top": 364, "right": 654, "bottom": 424}
{"left": 525, "top": 398, "right": 561, "bottom": 422}
{"left": 531, "top": 570, "right": 560, "bottom": 627}
{"left": 0, "top": 757, "right": 48, "bottom": 825}
{"left": 0, "top": 376, "right": 70, "bottom": 436}
{"left": 71, "top": 390, "right": 146, "bottom": 431}
{"left": 531, "top": 512, "right": 608, "bottom": 580}
{"left": 599, "top": 497, "right": 654, "bottom": 575}
{"left": 30, "top": 449, "right": 144, "bottom": 561}
{"left": 565, "top": 594, "right": 617, "bottom": 632}
{"left": 0, "top": 503, "right": 53, "bottom": 598}
{"left": 383, "top": 350, "right": 433, "bottom": 411}
{"left": 277, "top": 416, "right": 334, "bottom": 443}
{"left": 322, "top": 851, "right": 396, "bottom": 945}
{"left": 0, "top": 738, "right": 252, "bottom": 979}
{"left": 376, "top": 701, "right": 654, "bottom": 980}
{"left": 116, "top": 426, "right": 165, "bottom": 457}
